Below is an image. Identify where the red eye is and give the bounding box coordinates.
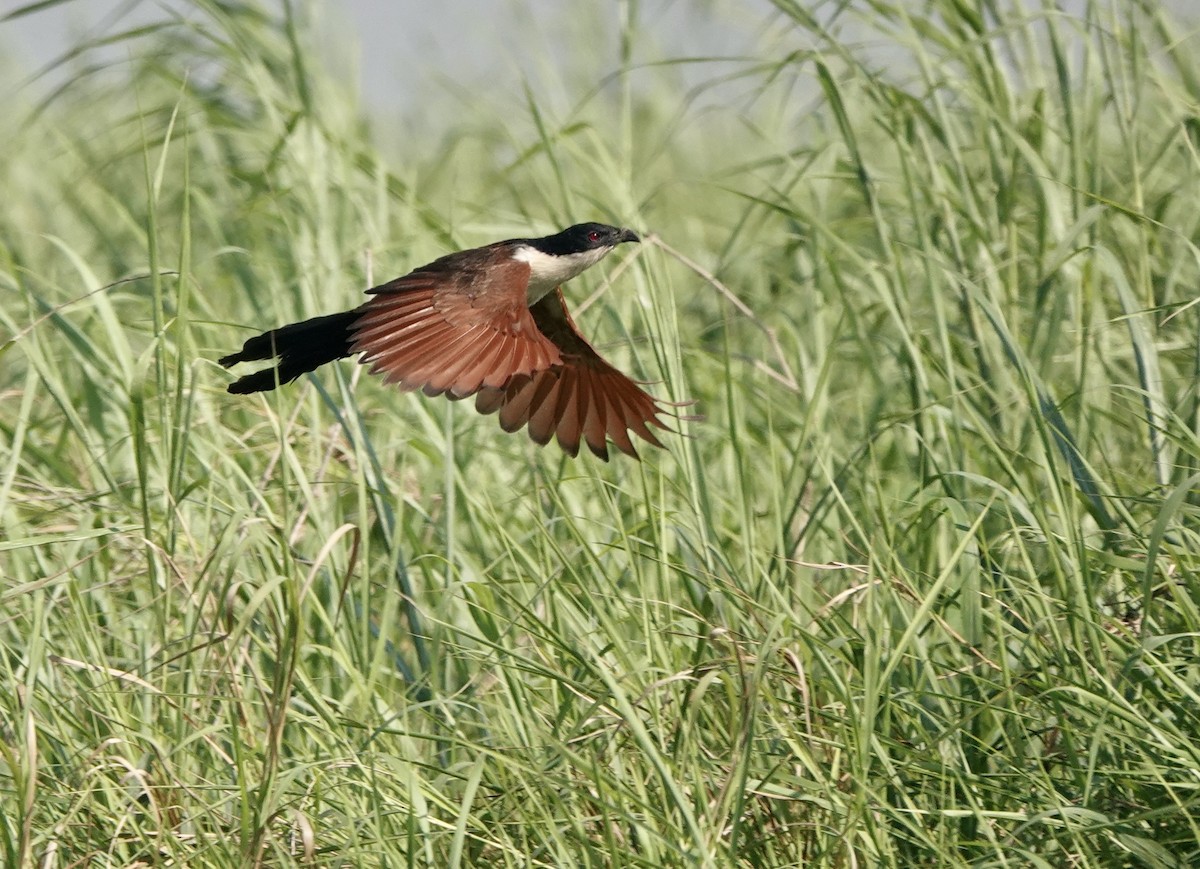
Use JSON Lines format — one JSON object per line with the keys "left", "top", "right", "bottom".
{"left": 587, "top": 230, "right": 601, "bottom": 242}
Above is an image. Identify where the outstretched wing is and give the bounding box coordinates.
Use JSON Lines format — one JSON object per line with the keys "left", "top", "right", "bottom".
{"left": 351, "top": 250, "right": 562, "bottom": 397}
{"left": 474, "top": 289, "right": 670, "bottom": 460}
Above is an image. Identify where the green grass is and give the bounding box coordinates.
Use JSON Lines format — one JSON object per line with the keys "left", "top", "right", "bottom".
{"left": 2, "top": 0, "right": 1200, "bottom": 865}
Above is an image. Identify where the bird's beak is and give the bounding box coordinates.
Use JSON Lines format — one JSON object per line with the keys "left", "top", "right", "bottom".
{"left": 618, "top": 228, "right": 640, "bottom": 245}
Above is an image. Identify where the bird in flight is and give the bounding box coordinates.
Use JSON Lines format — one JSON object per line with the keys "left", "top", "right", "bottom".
{"left": 219, "top": 223, "right": 678, "bottom": 459}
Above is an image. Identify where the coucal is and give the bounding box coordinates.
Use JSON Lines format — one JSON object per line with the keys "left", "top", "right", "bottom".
{"left": 220, "top": 223, "right": 675, "bottom": 459}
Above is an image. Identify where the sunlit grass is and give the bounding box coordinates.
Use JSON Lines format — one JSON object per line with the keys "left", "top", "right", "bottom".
{"left": 2, "top": 0, "right": 1199, "bottom": 865}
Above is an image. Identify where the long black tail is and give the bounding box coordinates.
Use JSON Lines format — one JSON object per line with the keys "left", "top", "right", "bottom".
{"left": 219, "top": 310, "right": 358, "bottom": 394}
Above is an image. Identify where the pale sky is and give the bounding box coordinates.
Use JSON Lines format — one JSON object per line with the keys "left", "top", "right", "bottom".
{"left": 2, "top": 0, "right": 759, "bottom": 114}
{"left": 4, "top": 0, "right": 1196, "bottom": 117}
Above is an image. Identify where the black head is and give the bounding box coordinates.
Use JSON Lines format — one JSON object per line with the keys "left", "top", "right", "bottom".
{"left": 529, "top": 223, "right": 640, "bottom": 256}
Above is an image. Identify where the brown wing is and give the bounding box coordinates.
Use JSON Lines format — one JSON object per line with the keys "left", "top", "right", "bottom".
{"left": 351, "top": 248, "right": 561, "bottom": 397}
{"left": 473, "top": 289, "right": 670, "bottom": 460}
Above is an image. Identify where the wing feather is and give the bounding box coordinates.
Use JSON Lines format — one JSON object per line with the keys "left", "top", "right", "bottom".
{"left": 344, "top": 250, "right": 680, "bottom": 458}
{"left": 478, "top": 289, "right": 672, "bottom": 459}
{"left": 350, "top": 256, "right": 560, "bottom": 397}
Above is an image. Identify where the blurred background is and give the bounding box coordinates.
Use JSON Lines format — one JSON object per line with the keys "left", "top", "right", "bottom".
{"left": 6, "top": 0, "right": 759, "bottom": 115}
{"left": 4, "top": 1, "right": 1200, "bottom": 866}
{"left": 9, "top": 0, "right": 1197, "bottom": 115}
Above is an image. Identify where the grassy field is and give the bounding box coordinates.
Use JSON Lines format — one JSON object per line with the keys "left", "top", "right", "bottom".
{"left": 3, "top": 0, "right": 1200, "bottom": 865}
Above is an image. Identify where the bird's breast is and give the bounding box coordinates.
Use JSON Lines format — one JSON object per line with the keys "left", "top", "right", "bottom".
{"left": 525, "top": 278, "right": 560, "bottom": 306}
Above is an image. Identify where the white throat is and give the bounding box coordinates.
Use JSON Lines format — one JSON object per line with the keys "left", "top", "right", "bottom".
{"left": 514, "top": 244, "right": 613, "bottom": 304}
